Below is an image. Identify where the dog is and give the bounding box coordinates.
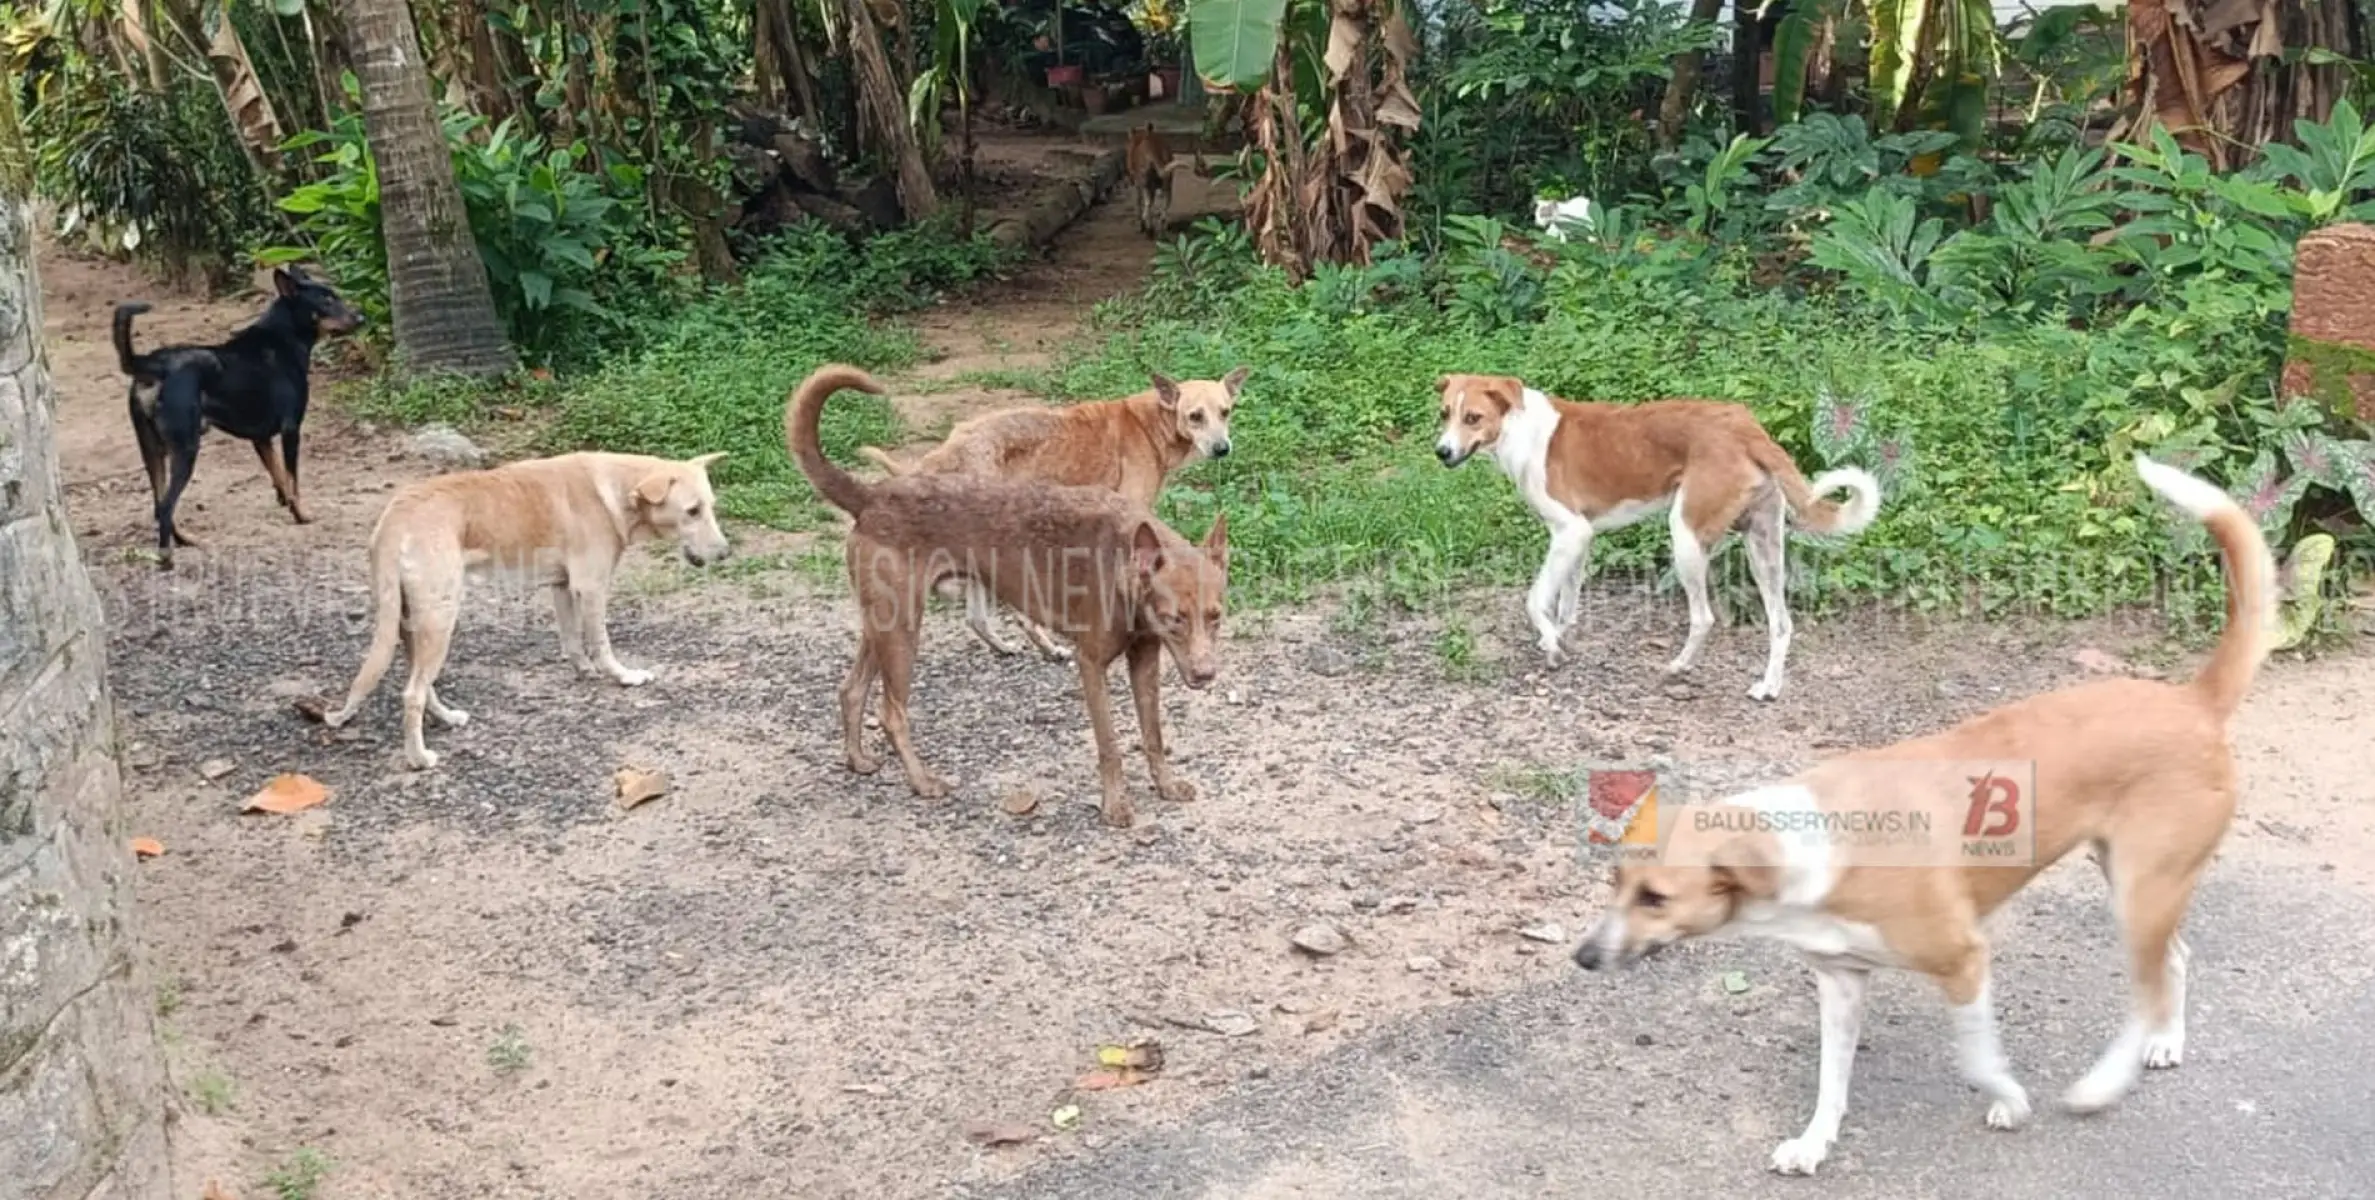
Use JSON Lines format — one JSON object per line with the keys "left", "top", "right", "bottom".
{"left": 1127, "top": 123, "right": 1176, "bottom": 238}
{"left": 859, "top": 367, "right": 1247, "bottom": 660}
{"left": 1433, "top": 374, "right": 1881, "bottom": 700}
{"left": 1533, "top": 194, "right": 1597, "bottom": 244}
{"left": 114, "top": 267, "right": 365, "bottom": 568}
{"left": 791, "top": 365, "right": 1228, "bottom": 828}
{"left": 312, "top": 451, "right": 730, "bottom": 770}
{"left": 1572, "top": 454, "right": 2274, "bottom": 1176}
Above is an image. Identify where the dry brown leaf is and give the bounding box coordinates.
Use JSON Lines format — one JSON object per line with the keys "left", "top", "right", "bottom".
{"left": 243, "top": 774, "right": 330, "bottom": 815}
{"left": 998, "top": 788, "right": 1040, "bottom": 817}
{"left": 962, "top": 1120, "right": 1038, "bottom": 1146}
{"left": 130, "top": 837, "right": 166, "bottom": 859}
{"left": 614, "top": 766, "right": 671, "bottom": 809}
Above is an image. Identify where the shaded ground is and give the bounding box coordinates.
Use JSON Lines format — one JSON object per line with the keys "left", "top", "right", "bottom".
{"left": 35, "top": 159, "right": 2375, "bottom": 1199}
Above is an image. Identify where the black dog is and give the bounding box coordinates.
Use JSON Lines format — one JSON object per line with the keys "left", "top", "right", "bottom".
{"left": 114, "top": 268, "right": 364, "bottom": 567}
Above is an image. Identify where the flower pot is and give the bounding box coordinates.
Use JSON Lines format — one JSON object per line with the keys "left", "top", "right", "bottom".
{"left": 1152, "top": 67, "right": 1183, "bottom": 100}
{"left": 1046, "top": 63, "right": 1085, "bottom": 88}
{"left": 1082, "top": 85, "right": 1112, "bottom": 116}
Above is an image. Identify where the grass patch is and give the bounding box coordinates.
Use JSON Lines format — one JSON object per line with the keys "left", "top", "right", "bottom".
{"left": 189, "top": 1068, "right": 235, "bottom": 1115}
{"left": 487, "top": 1022, "right": 533, "bottom": 1075}
{"left": 263, "top": 1148, "right": 331, "bottom": 1200}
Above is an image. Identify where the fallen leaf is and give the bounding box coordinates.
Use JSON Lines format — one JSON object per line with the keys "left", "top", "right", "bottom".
{"left": 1051, "top": 1104, "right": 1081, "bottom": 1131}
{"left": 242, "top": 774, "right": 330, "bottom": 815}
{"left": 962, "top": 1120, "right": 1038, "bottom": 1146}
{"left": 290, "top": 696, "right": 331, "bottom": 724}
{"left": 130, "top": 837, "right": 166, "bottom": 859}
{"left": 614, "top": 766, "right": 670, "bottom": 810}
{"left": 1095, "top": 1040, "right": 1164, "bottom": 1071}
{"left": 998, "top": 788, "right": 1040, "bottom": 817}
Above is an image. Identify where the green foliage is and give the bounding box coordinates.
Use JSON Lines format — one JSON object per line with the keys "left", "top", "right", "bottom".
{"left": 263, "top": 1148, "right": 332, "bottom": 1200}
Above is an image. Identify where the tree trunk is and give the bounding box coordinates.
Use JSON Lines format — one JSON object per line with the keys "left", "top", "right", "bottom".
{"left": 838, "top": 0, "right": 938, "bottom": 222}
{"left": 1656, "top": 0, "right": 1727, "bottom": 149}
{"left": 1, "top": 158, "right": 174, "bottom": 1200}
{"left": 336, "top": 0, "right": 517, "bottom": 377}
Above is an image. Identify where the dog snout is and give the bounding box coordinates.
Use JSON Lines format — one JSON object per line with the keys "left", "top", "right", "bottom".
{"left": 1435, "top": 441, "right": 1459, "bottom": 466}
{"left": 1572, "top": 938, "right": 1604, "bottom": 971}
{"left": 1209, "top": 438, "right": 1232, "bottom": 460}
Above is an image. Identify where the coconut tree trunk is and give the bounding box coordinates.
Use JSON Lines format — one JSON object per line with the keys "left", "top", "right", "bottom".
{"left": 1655, "top": 0, "right": 1727, "bottom": 149}
{"left": 839, "top": 0, "right": 938, "bottom": 222}
{"left": 1, "top": 141, "right": 174, "bottom": 1200}
{"left": 336, "top": 0, "right": 517, "bottom": 377}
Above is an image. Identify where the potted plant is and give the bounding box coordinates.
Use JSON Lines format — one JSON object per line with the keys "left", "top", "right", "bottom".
{"left": 1146, "top": 29, "right": 1182, "bottom": 99}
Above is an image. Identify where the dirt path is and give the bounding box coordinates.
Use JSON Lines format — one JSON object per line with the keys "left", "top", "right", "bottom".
{"left": 33, "top": 192, "right": 2375, "bottom": 1200}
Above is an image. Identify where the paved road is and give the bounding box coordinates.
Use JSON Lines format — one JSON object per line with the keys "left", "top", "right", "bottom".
{"left": 972, "top": 855, "right": 2375, "bottom": 1199}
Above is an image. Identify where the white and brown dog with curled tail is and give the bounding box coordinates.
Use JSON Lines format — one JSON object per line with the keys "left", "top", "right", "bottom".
{"left": 1433, "top": 374, "right": 1881, "bottom": 700}
{"left": 1572, "top": 454, "right": 2274, "bottom": 1175}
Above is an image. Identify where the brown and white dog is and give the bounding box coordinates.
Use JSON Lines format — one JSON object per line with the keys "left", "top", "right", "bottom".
{"left": 793, "top": 365, "right": 1229, "bottom": 828}
{"left": 1433, "top": 374, "right": 1881, "bottom": 699}
{"left": 315, "top": 451, "right": 731, "bottom": 769}
{"left": 860, "top": 367, "right": 1246, "bottom": 659}
{"left": 1572, "top": 455, "right": 2274, "bottom": 1175}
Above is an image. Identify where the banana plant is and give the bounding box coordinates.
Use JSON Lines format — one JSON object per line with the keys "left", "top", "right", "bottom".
{"left": 1770, "top": 0, "right": 2000, "bottom": 141}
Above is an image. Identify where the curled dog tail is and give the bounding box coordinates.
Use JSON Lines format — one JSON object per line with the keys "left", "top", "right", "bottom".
{"left": 856, "top": 446, "right": 915, "bottom": 477}
{"left": 113, "top": 303, "right": 154, "bottom": 377}
{"left": 1755, "top": 442, "right": 1882, "bottom": 536}
{"left": 2136, "top": 454, "right": 2277, "bottom": 719}
{"left": 785, "top": 365, "right": 887, "bottom": 516}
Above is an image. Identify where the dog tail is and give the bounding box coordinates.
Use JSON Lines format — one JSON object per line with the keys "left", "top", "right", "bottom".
{"left": 1758, "top": 444, "right": 1881, "bottom": 536}
{"left": 113, "top": 302, "right": 154, "bottom": 377}
{"left": 856, "top": 446, "right": 915, "bottom": 477}
{"left": 334, "top": 510, "right": 408, "bottom": 719}
{"left": 2136, "top": 455, "right": 2277, "bottom": 718}
{"left": 786, "top": 365, "right": 886, "bottom": 516}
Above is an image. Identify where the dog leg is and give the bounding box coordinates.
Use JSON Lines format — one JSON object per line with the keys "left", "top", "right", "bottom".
{"left": 1744, "top": 500, "right": 1792, "bottom": 701}
{"left": 155, "top": 441, "right": 201, "bottom": 567}
{"left": 131, "top": 405, "right": 170, "bottom": 509}
{"left": 875, "top": 629, "right": 951, "bottom": 799}
{"left": 251, "top": 438, "right": 301, "bottom": 518}
{"left": 424, "top": 685, "right": 471, "bottom": 728}
{"left": 839, "top": 636, "right": 883, "bottom": 776}
{"left": 573, "top": 583, "right": 653, "bottom": 687}
{"left": 1665, "top": 500, "right": 1716, "bottom": 675}
{"left": 962, "top": 581, "right": 1026, "bottom": 656}
{"left": 1127, "top": 639, "right": 1193, "bottom": 803}
{"left": 1945, "top": 964, "right": 2033, "bottom": 1131}
{"left": 2067, "top": 857, "right": 2199, "bottom": 1111}
{"left": 1770, "top": 962, "right": 1869, "bottom": 1176}
{"left": 399, "top": 595, "right": 460, "bottom": 770}
{"left": 1527, "top": 522, "right": 1595, "bottom": 665}
{"left": 551, "top": 582, "right": 594, "bottom": 672}
{"left": 1018, "top": 617, "right": 1073, "bottom": 663}
{"left": 1075, "top": 656, "right": 1134, "bottom": 827}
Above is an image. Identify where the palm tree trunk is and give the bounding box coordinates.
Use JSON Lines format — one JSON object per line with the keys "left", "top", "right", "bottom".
{"left": 839, "top": 0, "right": 938, "bottom": 222}
{"left": 1656, "top": 0, "right": 1726, "bottom": 149}
{"left": 336, "top": 0, "right": 517, "bottom": 376}
{"left": 1, "top": 150, "right": 173, "bottom": 1200}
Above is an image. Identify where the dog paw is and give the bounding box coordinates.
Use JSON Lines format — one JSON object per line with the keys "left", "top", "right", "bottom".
{"left": 847, "top": 751, "right": 882, "bottom": 776}
{"left": 1158, "top": 777, "right": 1198, "bottom": 804}
{"left": 1768, "top": 1136, "right": 1831, "bottom": 1176}
{"left": 405, "top": 748, "right": 441, "bottom": 771}
{"left": 1662, "top": 655, "right": 1696, "bottom": 677}
{"left": 613, "top": 668, "right": 654, "bottom": 687}
{"left": 2060, "top": 1071, "right": 2131, "bottom": 1115}
{"left": 291, "top": 508, "right": 314, "bottom": 525}
{"left": 438, "top": 708, "right": 471, "bottom": 728}
{"left": 909, "top": 773, "right": 954, "bottom": 800}
{"left": 1101, "top": 800, "right": 1137, "bottom": 828}
{"left": 1747, "top": 679, "right": 1782, "bottom": 702}
{"left": 1984, "top": 1087, "right": 2032, "bottom": 1130}
{"left": 2142, "top": 1030, "right": 2185, "bottom": 1070}
{"left": 1039, "top": 643, "right": 1076, "bottom": 664}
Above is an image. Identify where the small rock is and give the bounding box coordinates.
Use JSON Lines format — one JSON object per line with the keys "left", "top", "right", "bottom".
{"left": 1201, "top": 1010, "right": 1260, "bottom": 1037}
{"left": 1634, "top": 1033, "right": 1655, "bottom": 1046}
{"left": 197, "top": 758, "right": 236, "bottom": 782}
{"left": 1226, "top": 688, "right": 1246, "bottom": 705}
{"left": 1406, "top": 805, "right": 1444, "bottom": 826}
{"left": 1406, "top": 955, "right": 1441, "bottom": 972}
{"left": 998, "top": 788, "right": 1040, "bottom": 817}
{"left": 1519, "top": 922, "right": 1566, "bottom": 944}
{"left": 411, "top": 424, "right": 487, "bottom": 471}
{"left": 2070, "top": 647, "right": 2127, "bottom": 675}
{"left": 1303, "top": 1008, "right": 1340, "bottom": 1034}
{"left": 1720, "top": 970, "right": 1751, "bottom": 995}
{"left": 1289, "top": 923, "right": 1349, "bottom": 957}
{"left": 1304, "top": 646, "right": 1357, "bottom": 677}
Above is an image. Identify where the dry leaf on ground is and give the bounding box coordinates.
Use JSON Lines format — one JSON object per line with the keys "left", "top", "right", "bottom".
{"left": 1095, "top": 1040, "right": 1163, "bottom": 1071}
{"left": 1051, "top": 1104, "right": 1081, "bottom": 1131}
{"left": 962, "top": 1120, "right": 1038, "bottom": 1146}
{"left": 614, "top": 766, "right": 671, "bottom": 809}
{"left": 130, "top": 837, "right": 166, "bottom": 859}
{"left": 997, "top": 788, "right": 1040, "bottom": 817}
{"left": 242, "top": 774, "right": 330, "bottom": 815}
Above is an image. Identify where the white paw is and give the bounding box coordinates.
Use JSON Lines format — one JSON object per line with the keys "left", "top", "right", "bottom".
{"left": 321, "top": 706, "right": 355, "bottom": 729}
{"left": 1537, "top": 633, "right": 1565, "bottom": 664}
{"left": 1985, "top": 1087, "right": 2032, "bottom": 1130}
{"left": 1768, "top": 1136, "right": 1831, "bottom": 1176}
{"left": 440, "top": 708, "right": 471, "bottom": 728}
{"left": 1664, "top": 656, "right": 1693, "bottom": 676}
{"left": 406, "top": 748, "right": 441, "bottom": 771}
{"left": 614, "top": 668, "right": 654, "bottom": 687}
{"left": 2061, "top": 1071, "right": 2131, "bottom": 1114}
{"left": 1041, "top": 645, "right": 1076, "bottom": 664}
{"left": 2142, "top": 1030, "right": 2185, "bottom": 1070}
{"left": 1748, "top": 678, "right": 1782, "bottom": 702}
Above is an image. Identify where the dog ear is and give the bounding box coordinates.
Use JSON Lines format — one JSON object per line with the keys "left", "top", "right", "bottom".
{"left": 1131, "top": 521, "right": 1165, "bottom": 579}
{"left": 1150, "top": 374, "right": 1181, "bottom": 411}
{"left": 633, "top": 472, "right": 675, "bottom": 508}
{"left": 1434, "top": 375, "right": 1453, "bottom": 395}
{"left": 688, "top": 452, "right": 728, "bottom": 472}
{"left": 273, "top": 268, "right": 301, "bottom": 298}
{"left": 1221, "top": 366, "right": 1251, "bottom": 397}
{"left": 1201, "top": 511, "right": 1228, "bottom": 573}
{"left": 1711, "top": 834, "right": 1781, "bottom": 901}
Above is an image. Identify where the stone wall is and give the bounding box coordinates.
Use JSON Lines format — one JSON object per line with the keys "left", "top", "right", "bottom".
{"left": 2282, "top": 222, "right": 2375, "bottom": 430}
{"left": 0, "top": 193, "right": 172, "bottom": 1197}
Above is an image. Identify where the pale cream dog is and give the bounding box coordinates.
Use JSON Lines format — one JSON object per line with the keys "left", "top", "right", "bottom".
{"left": 318, "top": 451, "right": 730, "bottom": 769}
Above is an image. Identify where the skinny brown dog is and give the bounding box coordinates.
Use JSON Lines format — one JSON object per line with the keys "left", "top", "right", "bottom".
{"left": 860, "top": 366, "right": 1247, "bottom": 659}
{"left": 316, "top": 451, "right": 730, "bottom": 770}
{"left": 792, "top": 365, "right": 1229, "bottom": 828}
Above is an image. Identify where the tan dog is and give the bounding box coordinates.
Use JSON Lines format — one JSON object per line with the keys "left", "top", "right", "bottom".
{"left": 793, "top": 365, "right": 1228, "bottom": 828}
{"left": 1572, "top": 455, "right": 2274, "bottom": 1175}
{"left": 1127, "top": 123, "right": 1174, "bottom": 237}
{"left": 316, "top": 451, "right": 731, "bottom": 770}
{"left": 860, "top": 367, "right": 1247, "bottom": 660}
{"left": 1434, "top": 373, "right": 1881, "bottom": 699}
